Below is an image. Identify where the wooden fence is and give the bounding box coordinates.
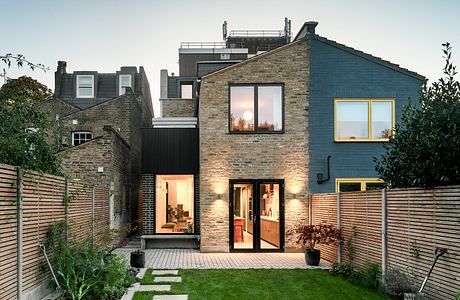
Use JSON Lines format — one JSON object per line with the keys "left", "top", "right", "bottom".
{"left": 0, "top": 164, "right": 109, "bottom": 300}
{"left": 311, "top": 185, "right": 460, "bottom": 300}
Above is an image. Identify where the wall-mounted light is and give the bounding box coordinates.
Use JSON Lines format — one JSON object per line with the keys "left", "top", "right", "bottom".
{"left": 217, "top": 193, "right": 223, "bottom": 200}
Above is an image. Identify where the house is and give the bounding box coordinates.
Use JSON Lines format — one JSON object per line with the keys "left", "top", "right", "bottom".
{"left": 40, "top": 62, "right": 154, "bottom": 231}
{"left": 143, "top": 19, "right": 423, "bottom": 252}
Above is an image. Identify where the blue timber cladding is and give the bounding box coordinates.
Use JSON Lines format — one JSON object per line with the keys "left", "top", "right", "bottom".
{"left": 308, "top": 37, "right": 423, "bottom": 193}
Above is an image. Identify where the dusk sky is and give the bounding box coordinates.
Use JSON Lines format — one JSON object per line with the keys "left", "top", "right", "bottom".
{"left": 2, "top": 0, "right": 459, "bottom": 116}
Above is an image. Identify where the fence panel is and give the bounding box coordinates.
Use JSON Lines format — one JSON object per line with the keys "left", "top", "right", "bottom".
{"left": 311, "top": 193, "right": 338, "bottom": 263}
{"left": 0, "top": 164, "right": 18, "bottom": 300}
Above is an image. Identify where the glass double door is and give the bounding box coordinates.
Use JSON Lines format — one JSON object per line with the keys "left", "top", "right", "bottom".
{"left": 230, "top": 179, "right": 284, "bottom": 252}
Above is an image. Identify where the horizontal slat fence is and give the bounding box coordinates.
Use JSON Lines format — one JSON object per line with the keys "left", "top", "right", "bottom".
{"left": 311, "top": 193, "right": 337, "bottom": 263}
{"left": 311, "top": 185, "right": 460, "bottom": 300}
{"left": 0, "top": 164, "right": 109, "bottom": 300}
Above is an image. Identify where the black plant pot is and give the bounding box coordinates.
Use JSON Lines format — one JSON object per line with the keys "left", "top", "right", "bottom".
{"left": 305, "top": 248, "right": 321, "bottom": 266}
{"left": 130, "top": 250, "right": 145, "bottom": 268}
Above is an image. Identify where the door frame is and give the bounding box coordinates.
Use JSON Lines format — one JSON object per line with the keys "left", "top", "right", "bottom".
{"left": 229, "top": 179, "right": 285, "bottom": 252}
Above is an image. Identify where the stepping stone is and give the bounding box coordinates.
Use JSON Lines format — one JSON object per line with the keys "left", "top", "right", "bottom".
{"left": 153, "top": 296, "right": 188, "bottom": 300}
{"left": 154, "top": 276, "right": 182, "bottom": 283}
{"left": 152, "top": 270, "right": 179, "bottom": 275}
{"left": 138, "top": 285, "right": 171, "bottom": 292}
{"left": 120, "top": 283, "right": 140, "bottom": 300}
{"left": 136, "top": 268, "right": 147, "bottom": 279}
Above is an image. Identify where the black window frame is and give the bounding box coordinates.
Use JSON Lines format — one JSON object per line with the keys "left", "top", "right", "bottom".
{"left": 228, "top": 83, "right": 285, "bottom": 134}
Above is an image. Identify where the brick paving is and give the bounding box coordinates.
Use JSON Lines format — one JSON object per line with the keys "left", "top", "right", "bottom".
{"left": 113, "top": 248, "right": 330, "bottom": 269}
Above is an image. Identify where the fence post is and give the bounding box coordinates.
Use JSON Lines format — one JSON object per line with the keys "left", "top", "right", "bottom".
{"left": 337, "top": 192, "right": 342, "bottom": 264}
{"left": 381, "top": 188, "right": 388, "bottom": 286}
{"left": 308, "top": 194, "right": 312, "bottom": 225}
{"left": 16, "top": 167, "right": 23, "bottom": 300}
{"left": 91, "top": 188, "right": 95, "bottom": 246}
{"left": 64, "top": 178, "right": 69, "bottom": 242}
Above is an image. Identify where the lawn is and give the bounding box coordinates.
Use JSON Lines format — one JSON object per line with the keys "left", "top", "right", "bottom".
{"left": 133, "top": 269, "right": 390, "bottom": 300}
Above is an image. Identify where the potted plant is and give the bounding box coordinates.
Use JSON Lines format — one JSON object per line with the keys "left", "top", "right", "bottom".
{"left": 130, "top": 249, "right": 145, "bottom": 268}
{"left": 287, "top": 223, "right": 341, "bottom": 266}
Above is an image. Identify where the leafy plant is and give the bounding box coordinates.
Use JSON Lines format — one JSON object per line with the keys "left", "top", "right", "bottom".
{"left": 0, "top": 77, "right": 61, "bottom": 174}
{"left": 45, "top": 222, "right": 136, "bottom": 300}
{"left": 287, "top": 223, "right": 341, "bottom": 249}
{"left": 456, "top": 292, "right": 460, "bottom": 300}
{"left": 330, "top": 262, "right": 354, "bottom": 277}
{"left": 375, "top": 42, "right": 460, "bottom": 188}
{"left": 384, "top": 268, "right": 415, "bottom": 298}
{"left": 356, "top": 262, "right": 381, "bottom": 290}
{"left": 346, "top": 225, "right": 357, "bottom": 265}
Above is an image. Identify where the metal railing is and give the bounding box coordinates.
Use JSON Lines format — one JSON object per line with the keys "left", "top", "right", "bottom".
{"left": 180, "top": 41, "right": 227, "bottom": 49}
{"left": 228, "top": 30, "right": 285, "bottom": 37}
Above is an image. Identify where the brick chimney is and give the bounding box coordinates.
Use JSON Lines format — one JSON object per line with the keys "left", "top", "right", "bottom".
{"left": 54, "top": 61, "right": 67, "bottom": 97}
{"left": 305, "top": 21, "right": 318, "bottom": 35}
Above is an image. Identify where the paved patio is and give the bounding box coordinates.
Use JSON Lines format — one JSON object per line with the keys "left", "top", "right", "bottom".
{"left": 113, "top": 248, "right": 330, "bottom": 269}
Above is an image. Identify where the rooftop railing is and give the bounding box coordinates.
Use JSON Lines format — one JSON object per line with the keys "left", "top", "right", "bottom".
{"left": 228, "top": 30, "right": 286, "bottom": 37}
{"left": 180, "top": 41, "right": 227, "bottom": 49}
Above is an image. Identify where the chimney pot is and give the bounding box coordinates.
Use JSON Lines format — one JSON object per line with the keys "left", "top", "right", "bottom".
{"left": 305, "top": 21, "right": 318, "bottom": 35}
{"left": 57, "top": 61, "right": 67, "bottom": 74}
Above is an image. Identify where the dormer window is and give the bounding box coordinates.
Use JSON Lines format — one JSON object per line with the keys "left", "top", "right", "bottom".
{"left": 76, "top": 75, "right": 94, "bottom": 98}
{"left": 119, "top": 74, "right": 132, "bottom": 95}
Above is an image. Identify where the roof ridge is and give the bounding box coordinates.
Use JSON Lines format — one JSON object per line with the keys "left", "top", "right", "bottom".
{"left": 313, "top": 34, "right": 425, "bottom": 81}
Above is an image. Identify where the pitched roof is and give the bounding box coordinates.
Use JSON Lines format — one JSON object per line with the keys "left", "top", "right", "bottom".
{"left": 294, "top": 22, "right": 425, "bottom": 81}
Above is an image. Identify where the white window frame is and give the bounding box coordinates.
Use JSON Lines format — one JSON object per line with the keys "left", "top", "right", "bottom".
{"left": 119, "top": 74, "right": 132, "bottom": 96}
{"left": 180, "top": 83, "right": 194, "bottom": 99}
{"left": 71, "top": 131, "right": 93, "bottom": 146}
{"left": 76, "top": 75, "right": 95, "bottom": 98}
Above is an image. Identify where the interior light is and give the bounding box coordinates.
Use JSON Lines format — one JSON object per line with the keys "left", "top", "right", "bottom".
{"left": 243, "top": 110, "right": 253, "bottom": 121}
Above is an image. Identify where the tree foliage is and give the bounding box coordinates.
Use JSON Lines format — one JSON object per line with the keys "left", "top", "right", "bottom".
{"left": 0, "top": 75, "right": 52, "bottom": 104}
{"left": 0, "top": 77, "right": 61, "bottom": 174}
{"left": 375, "top": 43, "right": 460, "bottom": 188}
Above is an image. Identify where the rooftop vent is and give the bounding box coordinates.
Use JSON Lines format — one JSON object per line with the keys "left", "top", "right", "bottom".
{"left": 305, "top": 21, "right": 318, "bottom": 35}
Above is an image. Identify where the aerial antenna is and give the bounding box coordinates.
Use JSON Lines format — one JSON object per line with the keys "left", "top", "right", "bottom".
{"left": 284, "top": 17, "right": 292, "bottom": 43}
{"left": 223, "top": 21, "right": 228, "bottom": 40}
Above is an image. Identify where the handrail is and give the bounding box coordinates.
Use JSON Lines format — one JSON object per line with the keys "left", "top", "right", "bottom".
{"left": 228, "top": 30, "right": 285, "bottom": 37}
{"left": 180, "top": 41, "right": 226, "bottom": 49}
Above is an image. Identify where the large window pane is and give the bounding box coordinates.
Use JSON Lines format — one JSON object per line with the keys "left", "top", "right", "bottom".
{"left": 181, "top": 83, "right": 193, "bottom": 99}
{"left": 77, "top": 75, "right": 94, "bottom": 98}
{"left": 372, "top": 101, "right": 392, "bottom": 139}
{"left": 259, "top": 183, "right": 280, "bottom": 249}
{"left": 336, "top": 101, "right": 369, "bottom": 140}
{"left": 258, "top": 86, "right": 282, "bottom": 131}
{"left": 230, "top": 86, "right": 254, "bottom": 132}
{"left": 155, "top": 175, "right": 194, "bottom": 234}
{"left": 233, "top": 184, "right": 253, "bottom": 249}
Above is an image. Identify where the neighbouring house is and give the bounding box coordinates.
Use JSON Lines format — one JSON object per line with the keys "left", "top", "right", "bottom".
{"left": 40, "top": 62, "right": 154, "bottom": 231}
{"left": 140, "top": 19, "right": 424, "bottom": 253}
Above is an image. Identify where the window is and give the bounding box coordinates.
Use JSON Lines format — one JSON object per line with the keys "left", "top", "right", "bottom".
{"left": 180, "top": 83, "right": 193, "bottom": 99}
{"left": 335, "top": 99, "right": 394, "bottom": 141}
{"left": 229, "top": 85, "right": 283, "bottom": 133}
{"left": 155, "top": 175, "right": 194, "bottom": 234}
{"left": 72, "top": 131, "right": 93, "bottom": 146}
{"left": 336, "top": 178, "right": 385, "bottom": 192}
{"left": 119, "top": 74, "right": 132, "bottom": 95}
{"left": 76, "top": 75, "right": 94, "bottom": 98}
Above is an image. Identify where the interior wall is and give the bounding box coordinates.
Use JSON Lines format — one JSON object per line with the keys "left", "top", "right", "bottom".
{"left": 155, "top": 176, "right": 166, "bottom": 232}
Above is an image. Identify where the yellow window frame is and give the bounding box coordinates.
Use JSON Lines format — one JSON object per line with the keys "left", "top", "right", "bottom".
{"left": 334, "top": 99, "right": 395, "bottom": 142}
{"left": 335, "top": 178, "right": 385, "bottom": 192}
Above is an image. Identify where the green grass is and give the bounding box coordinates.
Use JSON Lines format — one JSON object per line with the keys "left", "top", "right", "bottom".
{"left": 133, "top": 269, "right": 390, "bottom": 300}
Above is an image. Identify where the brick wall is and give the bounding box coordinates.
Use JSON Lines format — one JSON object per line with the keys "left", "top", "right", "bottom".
{"left": 160, "top": 98, "right": 195, "bottom": 117}
{"left": 142, "top": 174, "right": 155, "bottom": 234}
{"left": 59, "top": 127, "right": 131, "bottom": 229}
{"left": 199, "top": 40, "right": 310, "bottom": 252}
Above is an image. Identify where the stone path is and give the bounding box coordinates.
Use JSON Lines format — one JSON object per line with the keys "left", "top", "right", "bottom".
{"left": 113, "top": 248, "right": 330, "bottom": 269}
{"left": 121, "top": 268, "right": 188, "bottom": 300}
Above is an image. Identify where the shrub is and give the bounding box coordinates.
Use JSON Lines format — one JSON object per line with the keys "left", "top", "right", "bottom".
{"left": 384, "top": 268, "right": 415, "bottom": 298}
{"left": 330, "top": 263, "right": 354, "bottom": 277}
{"left": 456, "top": 292, "right": 460, "bottom": 300}
{"left": 45, "top": 222, "right": 136, "bottom": 300}
{"left": 356, "top": 262, "right": 381, "bottom": 290}
{"left": 286, "top": 223, "right": 341, "bottom": 249}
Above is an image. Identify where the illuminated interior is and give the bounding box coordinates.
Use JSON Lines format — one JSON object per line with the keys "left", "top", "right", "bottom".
{"left": 155, "top": 175, "right": 194, "bottom": 233}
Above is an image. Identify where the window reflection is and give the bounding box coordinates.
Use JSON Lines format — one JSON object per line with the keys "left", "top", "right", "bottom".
{"left": 258, "top": 86, "right": 282, "bottom": 131}
{"left": 372, "top": 101, "right": 392, "bottom": 139}
{"left": 336, "top": 101, "right": 369, "bottom": 140}
{"left": 230, "top": 86, "right": 255, "bottom": 132}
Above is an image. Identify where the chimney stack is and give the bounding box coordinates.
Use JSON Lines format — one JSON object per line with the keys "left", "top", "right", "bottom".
{"left": 55, "top": 61, "right": 67, "bottom": 98}
{"left": 305, "top": 21, "right": 318, "bottom": 35}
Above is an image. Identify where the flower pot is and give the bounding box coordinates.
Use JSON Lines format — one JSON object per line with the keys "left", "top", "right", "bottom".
{"left": 305, "top": 248, "right": 321, "bottom": 266}
{"left": 130, "top": 250, "right": 145, "bottom": 268}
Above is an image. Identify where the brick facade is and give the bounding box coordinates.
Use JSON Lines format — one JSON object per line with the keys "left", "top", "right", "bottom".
{"left": 199, "top": 40, "right": 310, "bottom": 252}
{"left": 59, "top": 126, "right": 132, "bottom": 228}
{"left": 160, "top": 98, "right": 195, "bottom": 117}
